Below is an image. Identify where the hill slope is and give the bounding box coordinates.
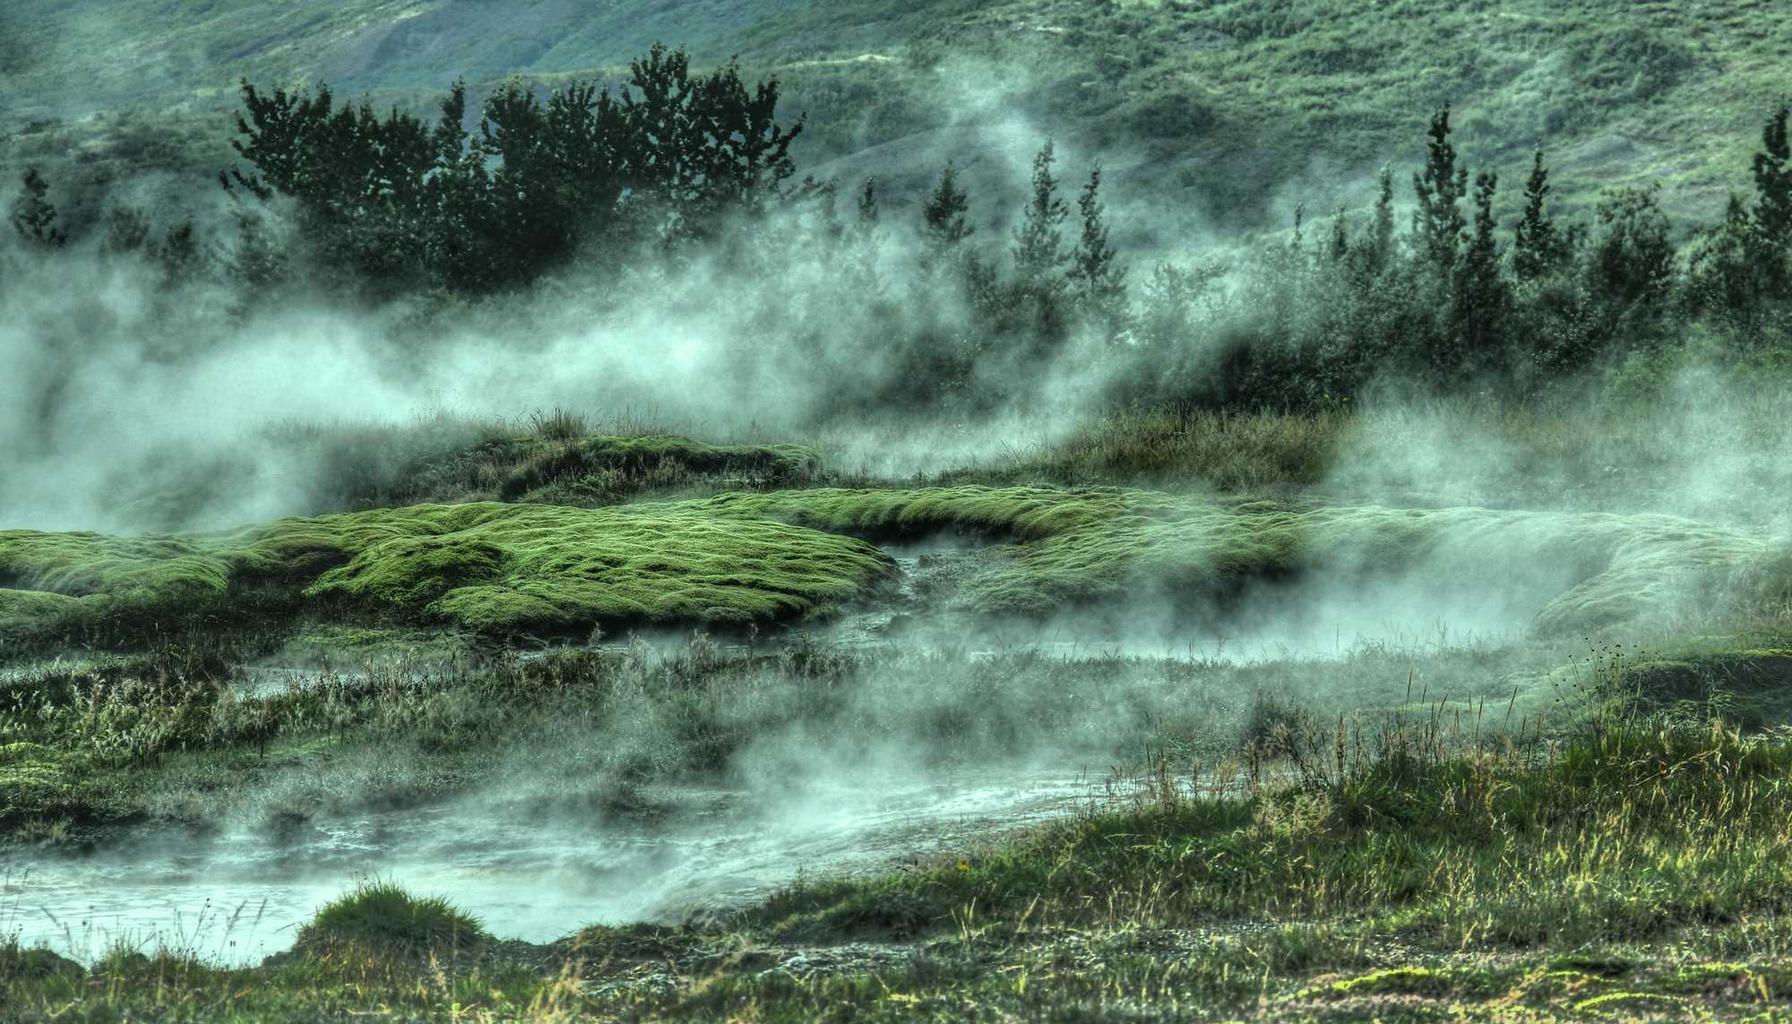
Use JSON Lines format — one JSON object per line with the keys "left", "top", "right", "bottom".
{"left": 3, "top": 0, "right": 1787, "bottom": 233}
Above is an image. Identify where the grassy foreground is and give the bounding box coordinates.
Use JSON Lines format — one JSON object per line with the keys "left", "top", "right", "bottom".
{"left": 9, "top": 698, "right": 1792, "bottom": 1021}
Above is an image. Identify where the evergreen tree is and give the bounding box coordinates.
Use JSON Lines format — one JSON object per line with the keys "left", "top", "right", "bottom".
{"left": 1069, "top": 166, "right": 1126, "bottom": 320}
{"left": 101, "top": 206, "right": 151, "bottom": 256}
{"left": 1688, "top": 192, "right": 1769, "bottom": 320}
{"left": 428, "top": 81, "right": 499, "bottom": 291}
{"left": 1450, "top": 170, "right": 1510, "bottom": 374}
{"left": 1324, "top": 207, "right": 1347, "bottom": 263}
{"left": 856, "top": 178, "right": 879, "bottom": 229}
{"left": 156, "top": 221, "right": 203, "bottom": 284}
{"left": 476, "top": 79, "right": 625, "bottom": 278}
{"left": 1588, "top": 186, "right": 1675, "bottom": 314}
{"left": 232, "top": 208, "right": 289, "bottom": 290}
{"left": 1351, "top": 164, "right": 1396, "bottom": 276}
{"left": 1750, "top": 105, "right": 1792, "bottom": 295}
{"left": 1412, "top": 107, "right": 1467, "bottom": 280}
{"left": 224, "top": 79, "right": 443, "bottom": 287}
{"left": 921, "top": 163, "right": 972, "bottom": 249}
{"left": 11, "top": 167, "right": 65, "bottom": 247}
{"left": 621, "top": 45, "right": 802, "bottom": 221}
{"left": 845, "top": 178, "right": 886, "bottom": 294}
{"left": 222, "top": 46, "right": 801, "bottom": 293}
{"left": 1512, "top": 148, "right": 1562, "bottom": 280}
{"left": 1012, "top": 140, "right": 1070, "bottom": 289}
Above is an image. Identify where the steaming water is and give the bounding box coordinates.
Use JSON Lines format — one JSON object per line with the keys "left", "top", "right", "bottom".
{"left": 814, "top": 548, "right": 1543, "bottom": 661}
{"left": 1, "top": 541, "right": 1562, "bottom": 967}
{"left": 1, "top": 766, "right": 1104, "bottom": 966}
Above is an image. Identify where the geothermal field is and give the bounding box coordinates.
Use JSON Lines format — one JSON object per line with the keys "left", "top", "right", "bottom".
{"left": 4, "top": 2, "right": 1792, "bottom": 1020}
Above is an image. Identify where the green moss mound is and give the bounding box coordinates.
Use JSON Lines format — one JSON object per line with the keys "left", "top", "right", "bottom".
{"left": 2, "top": 486, "right": 1783, "bottom": 649}
{"left": 0, "top": 502, "right": 894, "bottom": 645}
{"left": 708, "top": 485, "right": 1140, "bottom": 541}
{"left": 279, "top": 502, "right": 894, "bottom": 632}
{"left": 294, "top": 882, "right": 488, "bottom": 959}
{"left": 1624, "top": 649, "right": 1792, "bottom": 726}
{"left": 0, "top": 531, "right": 239, "bottom": 596}
{"left": 705, "top": 487, "right": 1785, "bottom": 630}
{"left": 0, "top": 527, "right": 290, "bottom": 646}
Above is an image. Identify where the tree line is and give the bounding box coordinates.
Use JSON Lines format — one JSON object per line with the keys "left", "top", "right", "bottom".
{"left": 9, "top": 44, "right": 1792, "bottom": 411}
{"left": 217, "top": 43, "right": 801, "bottom": 292}
{"left": 1137, "top": 103, "right": 1792, "bottom": 408}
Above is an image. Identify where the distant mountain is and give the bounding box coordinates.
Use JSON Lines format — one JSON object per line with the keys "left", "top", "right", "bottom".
{"left": 4, "top": 1, "right": 1787, "bottom": 237}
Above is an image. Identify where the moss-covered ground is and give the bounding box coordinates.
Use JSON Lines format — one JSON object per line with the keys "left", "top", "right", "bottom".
{"left": 711, "top": 486, "right": 1782, "bottom": 631}
{"left": 7, "top": 482, "right": 1783, "bottom": 653}
{"left": 0, "top": 499, "right": 895, "bottom": 647}
{"left": 4, "top": 419, "right": 1791, "bottom": 1020}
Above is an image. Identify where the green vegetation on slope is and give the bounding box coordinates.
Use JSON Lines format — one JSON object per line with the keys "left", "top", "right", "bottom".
{"left": 0, "top": 500, "right": 894, "bottom": 647}
{"left": 2, "top": 483, "right": 1784, "bottom": 649}
{"left": 7, "top": 0, "right": 1786, "bottom": 224}
{"left": 710, "top": 486, "right": 1783, "bottom": 630}
{"left": 272, "top": 502, "right": 894, "bottom": 632}
{"left": 372, "top": 431, "right": 823, "bottom": 507}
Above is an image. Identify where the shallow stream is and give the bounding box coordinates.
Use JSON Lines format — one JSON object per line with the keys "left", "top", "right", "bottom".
{"left": 2, "top": 766, "right": 1103, "bottom": 965}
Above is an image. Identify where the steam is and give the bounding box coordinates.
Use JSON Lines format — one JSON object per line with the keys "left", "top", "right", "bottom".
{"left": 3, "top": 33, "right": 1789, "bottom": 977}
{"left": 2, "top": 631, "right": 1560, "bottom": 965}
{"left": 0, "top": 214, "right": 1105, "bottom": 531}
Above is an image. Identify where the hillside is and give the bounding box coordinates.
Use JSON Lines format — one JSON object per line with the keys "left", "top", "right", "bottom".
{"left": 4, "top": 0, "right": 1788, "bottom": 237}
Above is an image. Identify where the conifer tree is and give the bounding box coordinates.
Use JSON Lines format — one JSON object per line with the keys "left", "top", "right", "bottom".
{"left": 1352, "top": 164, "right": 1396, "bottom": 276}
{"left": 856, "top": 178, "right": 879, "bottom": 229}
{"left": 1326, "top": 206, "right": 1349, "bottom": 264}
{"left": 101, "top": 206, "right": 151, "bottom": 256}
{"left": 1588, "top": 186, "right": 1674, "bottom": 313}
{"left": 841, "top": 178, "right": 884, "bottom": 293}
{"left": 1412, "top": 107, "right": 1467, "bottom": 279}
{"left": 222, "top": 46, "right": 801, "bottom": 293}
{"left": 1512, "top": 148, "right": 1562, "bottom": 280}
{"left": 1069, "top": 166, "right": 1125, "bottom": 314}
{"left": 921, "top": 163, "right": 973, "bottom": 249}
{"left": 1751, "top": 105, "right": 1792, "bottom": 295}
{"left": 1012, "top": 140, "right": 1069, "bottom": 289}
{"left": 156, "top": 221, "right": 202, "bottom": 283}
{"left": 1688, "top": 192, "right": 1768, "bottom": 318}
{"left": 1451, "top": 170, "right": 1509, "bottom": 373}
{"left": 11, "top": 167, "right": 65, "bottom": 247}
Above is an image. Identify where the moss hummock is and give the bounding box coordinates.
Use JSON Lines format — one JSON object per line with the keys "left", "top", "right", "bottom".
{"left": 276, "top": 502, "right": 894, "bottom": 632}
{"left": 1, "top": 487, "right": 1783, "bottom": 648}
{"left": 0, "top": 501, "right": 894, "bottom": 645}
{"left": 293, "top": 882, "right": 488, "bottom": 959}
{"left": 704, "top": 487, "right": 1785, "bottom": 630}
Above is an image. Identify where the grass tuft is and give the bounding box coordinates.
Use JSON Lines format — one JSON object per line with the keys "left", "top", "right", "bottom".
{"left": 294, "top": 881, "right": 488, "bottom": 959}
